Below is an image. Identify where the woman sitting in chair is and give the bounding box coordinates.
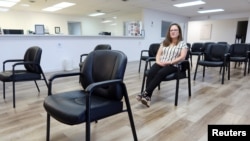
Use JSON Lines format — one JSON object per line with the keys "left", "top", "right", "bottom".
{"left": 137, "top": 23, "right": 188, "bottom": 107}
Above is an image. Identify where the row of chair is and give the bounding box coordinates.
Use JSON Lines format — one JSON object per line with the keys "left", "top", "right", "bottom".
{"left": 191, "top": 42, "right": 250, "bottom": 84}
{"left": 0, "top": 46, "right": 138, "bottom": 141}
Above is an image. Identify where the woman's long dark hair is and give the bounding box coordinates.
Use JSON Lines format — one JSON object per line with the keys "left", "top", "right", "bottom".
{"left": 163, "top": 23, "right": 183, "bottom": 47}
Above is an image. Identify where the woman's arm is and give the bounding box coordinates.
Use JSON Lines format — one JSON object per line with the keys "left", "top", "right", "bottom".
{"left": 171, "top": 47, "right": 188, "bottom": 65}
{"left": 155, "top": 44, "right": 167, "bottom": 66}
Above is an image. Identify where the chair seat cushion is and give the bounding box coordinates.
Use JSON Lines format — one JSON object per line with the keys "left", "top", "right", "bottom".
{"left": 190, "top": 52, "right": 201, "bottom": 55}
{"left": 141, "top": 56, "right": 148, "bottom": 61}
{"left": 145, "top": 70, "right": 187, "bottom": 81}
{"left": 44, "top": 90, "right": 123, "bottom": 125}
{"left": 198, "top": 61, "right": 224, "bottom": 67}
{"left": 164, "top": 71, "right": 187, "bottom": 81}
{"left": 230, "top": 57, "right": 247, "bottom": 62}
{"left": 0, "top": 70, "right": 41, "bottom": 82}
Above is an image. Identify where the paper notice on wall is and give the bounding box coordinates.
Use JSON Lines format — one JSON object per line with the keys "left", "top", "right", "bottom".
{"left": 200, "top": 24, "right": 212, "bottom": 40}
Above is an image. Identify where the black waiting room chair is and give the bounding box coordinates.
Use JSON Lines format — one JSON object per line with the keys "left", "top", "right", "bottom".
{"left": 44, "top": 50, "right": 137, "bottom": 141}
{"left": 79, "top": 44, "right": 112, "bottom": 71}
{"left": 193, "top": 43, "right": 230, "bottom": 84}
{"left": 228, "top": 43, "right": 250, "bottom": 76}
{"left": 79, "top": 44, "right": 111, "bottom": 82}
{"left": 190, "top": 42, "right": 204, "bottom": 67}
{"left": 0, "top": 46, "right": 48, "bottom": 108}
{"left": 140, "top": 48, "right": 191, "bottom": 106}
{"left": 138, "top": 43, "right": 160, "bottom": 73}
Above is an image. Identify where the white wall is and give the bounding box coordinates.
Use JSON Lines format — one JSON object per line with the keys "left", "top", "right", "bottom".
{"left": 187, "top": 18, "right": 248, "bottom": 44}
{"left": 142, "top": 9, "right": 189, "bottom": 48}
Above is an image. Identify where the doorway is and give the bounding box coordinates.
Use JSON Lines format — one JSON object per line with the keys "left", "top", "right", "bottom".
{"left": 235, "top": 21, "right": 248, "bottom": 43}
{"left": 68, "top": 21, "right": 82, "bottom": 35}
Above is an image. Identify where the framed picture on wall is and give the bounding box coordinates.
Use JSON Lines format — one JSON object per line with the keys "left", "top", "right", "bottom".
{"left": 55, "top": 27, "right": 60, "bottom": 34}
{"left": 35, "top": 24, "right": 45, "bottom": 35}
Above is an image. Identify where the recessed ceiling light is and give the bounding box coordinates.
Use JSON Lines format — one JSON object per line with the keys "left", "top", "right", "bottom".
{"left": 0, "top": 7, "right": 9, "bottom": 12}
{"left": 101, "top": 20, "right": 112, "bottom": 23}
{"left": 0, "top": 0, "right": 20, "bottom": 7}
{"left": 88, "top": 12, "right": 105, "bottom": 17}
{"left": 174, "top": 0, "right": 205, "bottom": 7}
{"left": 43, "top": 2, "right": 75, "bottom": 12}
{"left": 198, "top": 9, "right": 224, "bottom": 13}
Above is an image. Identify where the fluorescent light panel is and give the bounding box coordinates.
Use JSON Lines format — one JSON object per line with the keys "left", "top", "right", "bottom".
{"left": 88, "top": 12, "right": 105, "bottom": 17}
{"left": 101, "top": 20, "right": 112, "bottom": 23}
{"left": 43, "top": 2, "right": 75, "bottom": 12}
{"left": 0, "top": 0, "right": 20, "bottom": 7}
{"left": 174, "top": 0, "right": 205, "bottom": 7}
{"left": 198, "top": 9, "right": 224, "bottom": 13}
{"left": 0, "top": 7, "right": 8, "bottom": 11}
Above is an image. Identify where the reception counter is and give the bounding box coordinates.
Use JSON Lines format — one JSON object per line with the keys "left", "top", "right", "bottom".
{"left": 0, "top": 35, "right": 145, "bottom": 72}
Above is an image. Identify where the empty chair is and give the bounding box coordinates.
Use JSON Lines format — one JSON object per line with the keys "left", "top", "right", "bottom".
{"left": 190, "top": 42, "right": 204, "bottom": 67}
{"left": 138, "top": 43, "right": 160, "bottom": 73}
{"left": 193, "top": 43, "right": 230, "bottom": 84}
{"left": 44, "top": 50, "right": 137, "bottom": 141}
{"left": 0, "top": 46, "right": 48, "bottom": 108}
{"left": 79, "top": 44, "right": 111, "bottom": 82}
{"left": 79, "top": 44, "right": 111, "bottom": 71}
{"left": 217, "top": 41, "right": 229, "bottom": 45}
{"left": 228, "top": 43, "right": 250, "bottom": 76}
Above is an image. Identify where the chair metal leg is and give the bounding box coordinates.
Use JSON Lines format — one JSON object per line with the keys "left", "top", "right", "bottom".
{"left": 202, "top": 66, "right": 205, "bottom": 77}
{"left": 13, "top": 81, "right": 15, "bottom": 108}
{"left": 228, "top": 62, "right": 230, "bottom": 80}
{"left": 193, "top": 62, "right": 199, "bottom": 80}
{"left": 3, "top": 82, "right": 5, "bottom": 99}
{"left": 244, "top": 61, "right": 247, "bottom": 76}
{"left": 138, "top": 59, "right": 142, "bottom": 73}
{"left": 188, "top": 68, "right": 191, "bottom": 97}
{"left": 141, "top": 74, "right": 146, "bottom": 93}
{"left": 174, "top": 78, "right": 179, "bottom": 106}
{"left": 46, "top": 114, "right": 50, "bottom": 141}
{"left": 221, "top": 66, "right": 225, "bottom": 84}
{"left": 34, "top": 80, "right": 40, "bottom": 92}
{"left": 123, "top": 85, "right": 138, "bottom": 141}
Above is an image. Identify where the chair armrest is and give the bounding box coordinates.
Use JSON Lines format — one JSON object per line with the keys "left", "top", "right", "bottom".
{"left": 10, "top": 61, "right": 40, "bottom": 72}
{"left": 177, "top": 60, "right": 189, "bottom": 66}
{"left": 80, "top": 53, "right": 89, "bottom": 62}
{"left": 48, "top": 72, "right": 81, "bottom": 95}
{"left": 145, "top": 57, "right": 156, "bottom": 62}
{"left": 224, "top": 53, "right": 230, "bottom": 62}
{"left": 176, "top": 60, "right": 190, "bottom": 72}
{"left": 247, "top": 51, "right": 250, "bottom": 58}
{"left": 196, "top": 52, "right": 204, "bottom": 61}
{"left": 85, "top": 79, "right": 123, "bottom": 94}
{"left": 3, "top": 59, "right": 24, "bottom": 71}
{"left": 49, "top": 72, "right": 80, "bottom": 82}
{"left": 140, "top": 50, "right": 149, "bottom": 57}
{"left": 3, "top": 59, "right": 24, "bottom": 64}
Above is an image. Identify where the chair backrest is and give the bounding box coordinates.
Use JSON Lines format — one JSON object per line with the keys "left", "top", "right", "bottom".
{"left": 80, "top": 50, "right": 127, "bottom": 100}
{"left": 204, "top": 43, "right": 229, "bottom": 61}
{"left": 186, "top": 43, "right": 191, "bottom": 48}
{"left": 180, "top": 47, "right": 190, "bottom": 72}
{"left": 229, "top": 43, "right": 249, "bottom": 57}
{"left": 23, "top": 46, "right": 42, "bottom": 73}
{"left": 202, "top": 42, "right": 215, "bottom": 52}
{"left": 191, "top": 42, "right": 204, "bottom": 52}
{"left": 148, "top": 43, "right": 160, "bottom": 57}
{"left": 94, "top": 44, "right": 112, "bottom": 50}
